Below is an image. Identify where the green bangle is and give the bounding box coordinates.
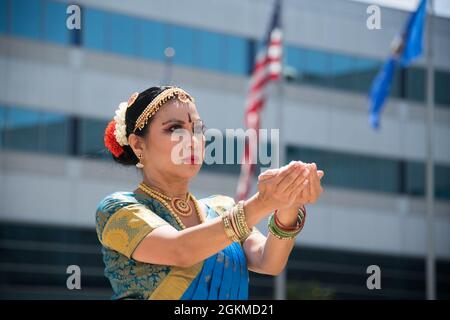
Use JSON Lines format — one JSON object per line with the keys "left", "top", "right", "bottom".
{"left": 268, "top": 214, "right": 301, "bottom": 240}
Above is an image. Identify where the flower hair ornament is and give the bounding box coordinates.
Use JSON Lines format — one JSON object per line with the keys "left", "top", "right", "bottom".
{"left": 104, "top": 92, "right": 138, "bottom": 158}
{"left": 104, "top": 87, "right": 194, "bottom": 158}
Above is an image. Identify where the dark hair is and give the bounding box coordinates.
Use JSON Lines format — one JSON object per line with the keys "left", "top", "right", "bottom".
{"left": 112, "top": 86, "right": 172, "bottom": 166}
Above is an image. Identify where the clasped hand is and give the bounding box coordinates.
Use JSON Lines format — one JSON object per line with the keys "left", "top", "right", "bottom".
{"left": 256, "top": 161, "right": 324, "bottom": 212}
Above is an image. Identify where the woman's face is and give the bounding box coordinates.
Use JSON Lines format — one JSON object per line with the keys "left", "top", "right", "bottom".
{"left": 139, "top": 98, "right": 205, "bottom": 180}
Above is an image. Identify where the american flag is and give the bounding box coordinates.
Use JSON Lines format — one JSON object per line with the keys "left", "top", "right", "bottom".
{"left": 235, "top": 0, "right": 283, "bottom": 201}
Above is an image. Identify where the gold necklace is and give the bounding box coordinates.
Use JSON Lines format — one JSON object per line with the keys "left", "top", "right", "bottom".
{"left": 138, "top": 182, "right": 204, "bottom": 229}
{"left": 139, "top": 182, "right": 192, "bottom": 217}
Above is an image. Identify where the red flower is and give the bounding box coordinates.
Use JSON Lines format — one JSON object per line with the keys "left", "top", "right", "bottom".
{"left": 104, "top": 120, "right": 124, "bottom": 158}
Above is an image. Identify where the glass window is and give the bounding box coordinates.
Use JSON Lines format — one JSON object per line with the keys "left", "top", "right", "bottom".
{"left": 391, "top": 67, "right": 403, "bottom": 98}
{"left": 139, "top": 19, "right": 167, "bottom": 61}
{"left": 406, "top": 67, "right": 425, "bottom": 103}
{"left": 0, "top": 105, "right": 5, "bottom": 149}
{"left": 168, "top": 25, "right": 195, "bottom": 67}
{"left": 3, "top": 107, "right": 69, "bottom": 155}
{"left": 284, "top": 46, "right": 302, "bottom": 82}
{"left": 108, "top": 12, "right": 137, "bottom": 56}
{"left": 353, "top": 57, "right": 383, "bottom": 94}
{"left": 404, "top": 161, "right": 425, "bottom": 197}
{"left": 435, "top": 164, "right": 450, "bottom": 200}
{"left": 3, "top": 107, "right": 42, "bottom": 153}
{"left": 79, "top": 118, "right": 109, "bottom": 159}
{"left": 197, "top": 30, "right": 225, "bottom": 72}
{"left": 330, "top": 53, "right": 355, "bottom": 91}
{"left": 83, "top": 8, "right": 107, "bottom": 51}
{"left": 0, "top": 0, "right": 7, "bottom": 33}
{"left": 303, "top": 48, "right": 331, "bottom": 88}
{"left": 435, "top": 70, "right": 450, "bottom": 107}
{"left": 39, "top": 112, "right": 69, "bottom": 155}
{"left": 224, "top": 35, "right": 249, "bottom": 75}
{"left": 286, "top": 146, "right": 400, "bottom": 194}
{"left": 43, "top": 0, "right": 69, "bottom": 45}
{"left": 11, "top": 0, "right": 41, "bottom": 39}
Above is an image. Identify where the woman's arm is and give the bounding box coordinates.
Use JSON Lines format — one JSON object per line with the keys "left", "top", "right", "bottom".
{"left": 132, "top": 192, "right": 267, "bottom": 267}
{"left": 244, "top": 163, "right": 324, "bottom": 275}
{"left": 243, "top": 208, "right": 297, "bottom": 275}
{"left": 132, "top": 162, "right": 306, "bottom": 267}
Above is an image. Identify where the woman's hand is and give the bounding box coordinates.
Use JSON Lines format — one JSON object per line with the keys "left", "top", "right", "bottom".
{"left": 256, "top": 161, "right": 311, "bottom": 212}
{"left": 291, "top": 163, "right": 324, "bottom": 207}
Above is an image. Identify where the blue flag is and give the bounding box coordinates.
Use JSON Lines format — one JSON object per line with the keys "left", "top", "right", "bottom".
{"left": 368, "top": 0, "right": 427, "bottom": 129}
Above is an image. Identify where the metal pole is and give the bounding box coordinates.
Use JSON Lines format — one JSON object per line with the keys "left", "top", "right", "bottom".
{"left": 425, "top": 0, "right": 436, "bottom": 301}
{"left": 274, "top": 76, "right": 287, "bottom": 300}
{"left": 162, "top": 47, "right": 175, "bottom": 85}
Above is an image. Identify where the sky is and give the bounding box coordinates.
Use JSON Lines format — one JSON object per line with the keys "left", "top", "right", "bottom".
{"left": 351, "top": 0, "right": 450, "bottom": 18}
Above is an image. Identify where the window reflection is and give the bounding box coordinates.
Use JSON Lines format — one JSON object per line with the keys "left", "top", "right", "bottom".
{"left": 169, "top": 25, "right": 195, "bottom": 67}
{"left": 287, "top": 145, "right": 449, "bottom": 200}
{"left": 43, "top": 1, "right": 70, "bottom": 45}
{"left": 109, "top": 13, "right": 137, "bottom": 56}
{"left": 139, "top": 19, "right": 167, "bottom": 61}
{"left": 0, "top": 0, "right": 7, "bottom": 33}
{"left": 11, "top": 0, "right": 41, "bottom": 39}
{"left": 78, "top": 118, "right": 109, "bottom": 160}
{"left": 197, "top": 30, "right": 225, "bottom": 71}
{"left": 0, "top": 105, "right": 5, "bottom": 149}
{"left": 83, "top": 8, "right": 107, "bottom": 51}
{"left": 3, "top": 107, "right": 69, "bottom": 155}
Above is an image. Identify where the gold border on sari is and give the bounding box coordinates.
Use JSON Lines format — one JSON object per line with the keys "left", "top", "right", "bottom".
{"left": 148, "top": 262, "right": 203, "bottom": 300}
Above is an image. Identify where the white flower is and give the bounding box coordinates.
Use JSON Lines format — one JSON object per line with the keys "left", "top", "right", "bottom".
{"left": 113, "top": 102, "right": 129, "bottom": 146}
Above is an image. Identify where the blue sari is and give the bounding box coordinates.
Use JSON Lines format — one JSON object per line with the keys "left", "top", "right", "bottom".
{"left": 181, "top": 202, "right": 249, "bottom": 300}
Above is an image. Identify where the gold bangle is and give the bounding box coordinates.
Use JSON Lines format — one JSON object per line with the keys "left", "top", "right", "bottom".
{"left": 229, "top": 207, "right": 241, "bottom": 239}
{"left": 235, "top": 200, "right": 252, "bottom": 241}
{"left": 222, "top": 213, "right": 240, "bottom": 242}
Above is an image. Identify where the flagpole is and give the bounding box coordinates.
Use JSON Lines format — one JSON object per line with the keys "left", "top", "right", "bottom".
{"left": 425, "top": 0, "right": 436, "bottom": 301}
{"left": 161, "top": 47, "right": 175, "bottom": 85}
{"left": 274, "top": 78, "right": 287, "bottom": 300}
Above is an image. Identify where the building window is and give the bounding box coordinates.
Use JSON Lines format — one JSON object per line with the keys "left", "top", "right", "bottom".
{"left": 2, "top": 107, "right": 69, "bottom": 155}
{"left": 108, "top": 12, "right": 137, "bottom": 57}
{"left": 0, "top": 0, "right": 8, "bottom": 33}
{"left": 78, "top": 118, "right": 109, "bottom": 160}
{"left": 83, "top": 8, "right": 107, "bottom": 51}
{"left": 0, "top": 105, "right": 5, "bottom": 149}
{"left": 225, "top": 35, "right": 250, "bottom": 75}
{"left": 197, "top": 30, "right": 225, "bottom": 72}
{"left": 168, "top": 24, "right": 195, "bottom": 67}
{"left": 11, "top": 0, "right": 42, "bottom": 40}
{"left": 435, "top": 70, "right": 450, "bottom": 107}
{"left": 435, "top": 164, "right": 450, "bottom": 200}
{"left": 4, "top": 107, "right": 42, "bottom": 153}
{"left": 138, "top": 19, "right": 167, "bottom": 62}
{"left": 405, "top": 67, "right": 425, "bottom": 103}
{"left": 43, "top": 0, "right": 69, "bottom": 45}
{"left": 287, "top": 145, "right": 449, "bottom": 200}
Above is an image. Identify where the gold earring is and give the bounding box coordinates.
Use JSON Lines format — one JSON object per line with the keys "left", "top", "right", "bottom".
{"left": 136, "top": 154, "right": 144, "bottom": 169}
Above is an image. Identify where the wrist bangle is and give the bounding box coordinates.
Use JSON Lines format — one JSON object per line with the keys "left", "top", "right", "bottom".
{"left": 234, "top": 200, "right": 252, "bottom": 241}
{"left": 268, "top": 214, "right": 299, "bottom": 240}
{"left": 274, "top": 210, "right": 300, "bottom": 231}
{"left": 222, "top": 213, "right": 240, "bottom": 242}
{"left": 268, "top": 206, "right": 306, "bottom": 240}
